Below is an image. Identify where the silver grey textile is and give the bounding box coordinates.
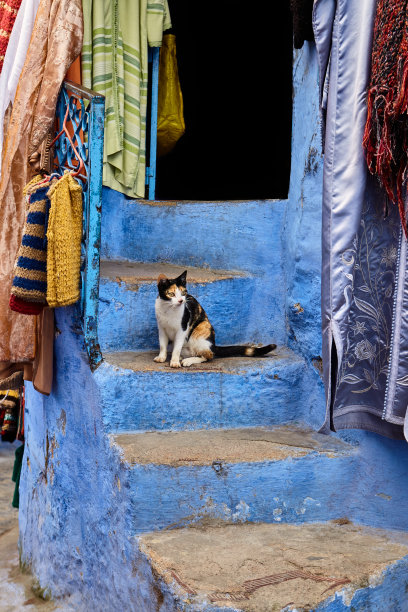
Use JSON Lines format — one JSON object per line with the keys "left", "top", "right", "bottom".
{"left": 314, "top": 0, "right": 407, "bottom": 439}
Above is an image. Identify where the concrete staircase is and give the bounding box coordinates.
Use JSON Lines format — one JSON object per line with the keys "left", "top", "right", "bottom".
{"left": 90, "top": 179, "right": 408, "bottom": 608}
{"left": 19, "top": 47, "right": 408, "bottom": 611}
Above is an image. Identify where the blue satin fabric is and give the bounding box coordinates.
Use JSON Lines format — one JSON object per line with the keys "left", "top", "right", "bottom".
{"left": 314, "top": 0, "right": 406, "bottom": 439}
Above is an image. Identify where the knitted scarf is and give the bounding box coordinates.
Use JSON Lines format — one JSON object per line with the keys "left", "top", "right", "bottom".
{"left": 10, "top": 175, "right": 50, "bottom": 314}
{"left": 363, "top": 0, "right": 408, "bottom": 235}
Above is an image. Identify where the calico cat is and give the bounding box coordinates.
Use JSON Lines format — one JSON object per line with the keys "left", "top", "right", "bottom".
{"left": 154, "top": 270, "right": 276, "bottom": 368}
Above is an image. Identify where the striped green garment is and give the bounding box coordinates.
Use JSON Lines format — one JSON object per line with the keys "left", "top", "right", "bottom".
{"left": 82, "top": 0, "right": 171, "bottom": 198}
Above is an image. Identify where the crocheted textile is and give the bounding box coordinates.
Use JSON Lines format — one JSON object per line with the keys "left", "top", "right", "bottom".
{"left": 363, "top": 0, "right": 408, "bottom": 236}
{"left": 47, "top": 173, "right": 83, "bottom": 307}
{"left": 0, "top": 0, "right": 22, "bottom": 73}
{"left": 289, "top": 0, "right": 314, "bottom": 49}
{"left": 10, "top": 175, "right": 49, "bottom": 312}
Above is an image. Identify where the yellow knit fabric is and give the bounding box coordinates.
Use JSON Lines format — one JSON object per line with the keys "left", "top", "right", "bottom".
{"left": 46, "top": 173, "right": 83, "bottom": 308}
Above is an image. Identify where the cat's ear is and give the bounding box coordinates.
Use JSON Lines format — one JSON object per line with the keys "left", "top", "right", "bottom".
{"left": 176, "top": 270, "right": 187, "bottom": 287}
{"left": 157, "top": 274, "right": 168, "bottom": 287}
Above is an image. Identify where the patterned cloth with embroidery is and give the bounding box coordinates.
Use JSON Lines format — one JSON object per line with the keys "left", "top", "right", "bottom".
{"left": 0, "top": 0, "right": 22, "bottom": 74}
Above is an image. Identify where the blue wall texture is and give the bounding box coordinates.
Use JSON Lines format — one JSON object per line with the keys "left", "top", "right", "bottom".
{"left": 17, "top": 43, "right": 408, "bottom": 610}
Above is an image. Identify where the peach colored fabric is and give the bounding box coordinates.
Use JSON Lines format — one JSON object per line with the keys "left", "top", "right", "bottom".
{"left": 0, "top": 0, "right": 83, "bottom": 364}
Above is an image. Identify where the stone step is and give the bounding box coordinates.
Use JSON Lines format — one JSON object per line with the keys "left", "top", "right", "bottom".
{"left": 99, "top": 192, "right": 289, "bottom": 352}
{"left": 100, "top": 189, "right": 285, "bottom": 273}
{"left": 137, "top": 521, "right": 408, "bottom": 611}
{"left": 98, "top": 261, "right": 282, "bottom": 352}
{"left": 112, "top": 425, "right": 355, "bottom": 533}
{"left": 95, "top": 347, "right": 324, "bottom": 433}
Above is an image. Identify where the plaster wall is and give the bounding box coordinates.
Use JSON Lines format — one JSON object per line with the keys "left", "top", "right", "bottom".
{"left": 17, "top": 40, "right": 408, "bottom": 611}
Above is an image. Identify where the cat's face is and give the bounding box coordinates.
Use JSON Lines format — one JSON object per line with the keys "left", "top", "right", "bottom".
{"left": 157, "top": 270, "right": 187, "bottom": 307}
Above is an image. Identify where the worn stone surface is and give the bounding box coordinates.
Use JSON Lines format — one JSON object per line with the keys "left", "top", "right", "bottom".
{"left": 139, "top": 521, "right": 408, "bottom": 611}
{"left": 100, "top": 260, "right": 244, "bottom": 284}
{"left": 113, "top": 426, "right": 349, "bottom": 466}
{"left": 97, "top": 348, "right": 325, "bottom": 433}
{"left": 0, "top": 444, "right": 57, "bottom": 612}
{"left": 0, "top": 444, "right": 17, "bottom": 537}
{"left": 105, "top": 347, "right": 288, "bottom": 374}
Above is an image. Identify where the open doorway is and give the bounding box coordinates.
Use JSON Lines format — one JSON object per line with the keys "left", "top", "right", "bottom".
{"left": 155, "top": 0, "right": 293, "bottom": 201}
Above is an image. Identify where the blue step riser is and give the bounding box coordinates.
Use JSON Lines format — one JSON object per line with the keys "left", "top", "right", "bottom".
{"left": 97, "top": 360, "right": 323, "bottom": 433}
{"left": 101, "top": 190, "right": 285, "bottom": 275}
{"left": 128, "top": 454, "right": 356, "bottom": 533}
{"left": 98, "top": 276, "right": 285, "bottom": 352}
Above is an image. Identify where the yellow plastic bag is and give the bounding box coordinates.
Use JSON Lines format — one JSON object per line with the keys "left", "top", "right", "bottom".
{"left": 157, "top": 34, "right": 185, "bottom": 157}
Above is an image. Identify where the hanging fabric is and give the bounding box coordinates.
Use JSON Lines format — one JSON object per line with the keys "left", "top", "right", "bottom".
{"left": 156, "top": 34, "right": 185, "bottom": 158}
{"left": 0, "top": 0, "right": 82, "bottom": 377}
{"left": 82, "top": 0, "right": 171, "bottom": 198}
{"left": 0, "top": 0, "right": 23, "bottom": 74}
{"left": 10, "top": 175, "right": 50, "bottom": 315}
{"left": 0, "top": 0, "right": 40, "bottom": 167}
{"left": 47, "top": 173, "right": 83, "bottom": 308}
{"left": 314, "top": 0, "right": 407, "bottom": 439}
{"left": 363, "top": 0, "right": 408, "bottom": 236}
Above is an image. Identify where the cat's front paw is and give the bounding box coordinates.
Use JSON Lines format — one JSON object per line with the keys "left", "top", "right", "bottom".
{"left": 154, "top": 354, "right": 167, "bottom": 363}
{"left": 170, "top": 359, "right": 181, "bottom": 368}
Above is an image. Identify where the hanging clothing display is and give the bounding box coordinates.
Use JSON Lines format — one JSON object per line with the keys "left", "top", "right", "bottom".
{"left": 82, "top": 0, "right": 171, "bottom": 198}
{"left": 0, "top": 0, "right": 40, "bottom": 166}
{"left": 314, "top": 0, "right": 407, "bottom": 439}
{"left": 156, "top": 34, "right": 185, "bottom": 158}
{"left": 363, "top": 0, "right": 408, "bottom": 236}
{"left": 0, "top": 0, "right": 23, "bottom": 74}
{"left": 0, "top": 0, "right": 83, "bottom": 373}
{"left": 10, "top": 175, "right": 49, "bottom": 315}
{"left": 47, "top": 173, "right": 83, "bottom": 308}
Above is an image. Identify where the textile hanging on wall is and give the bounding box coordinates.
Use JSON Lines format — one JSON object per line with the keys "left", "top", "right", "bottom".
{"left": 0, "top": 0, "right": 23, "bottom": 74}
{"left": 0, "top": 0, "right": 41, "bottom": 167}
{"left": 314, "top": 0, "right": 408, "bottom": 440}
{"left": 82, "top": 0, "right": 171, "bottom": 198}
{"left": 0, "top": 0, "right": 83, "bottom": 371}
{"left": 47, "top": 173, "right": 83, "bottom": 308}
{"left": 363, "top": 0, "right": 408, "bottom": 236}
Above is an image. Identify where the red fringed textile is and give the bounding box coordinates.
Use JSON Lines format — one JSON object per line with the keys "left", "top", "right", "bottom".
{"left": 0, "top": 0, "right": 22, "bottom": 73}
{"left": 363, "top": 0, "right": 408, "bottom": 236}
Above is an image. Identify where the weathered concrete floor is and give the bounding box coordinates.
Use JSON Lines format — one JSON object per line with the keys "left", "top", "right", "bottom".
{"left": 139, "top": 521, "right": 408, "bottom": 611}
{"left": 105, "top": 347, "right": 294, "bottom": 374}
{"left": 100, "top": 260, "right": 245, "bottom": 284}
{"left": 0, "top": 444, "right": 56, "bottom": 612}
{"left": 113, "top": 425, "right": 349, "bottom": 466}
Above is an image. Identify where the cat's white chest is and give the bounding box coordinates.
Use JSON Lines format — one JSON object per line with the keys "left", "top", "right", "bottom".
{"left": 155, "top": 298, "right": 184, "bottom": 341}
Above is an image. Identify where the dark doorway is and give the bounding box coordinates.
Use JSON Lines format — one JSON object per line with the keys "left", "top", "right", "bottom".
{"left": 155, "top": 0, "right": 293, "bottom": 201}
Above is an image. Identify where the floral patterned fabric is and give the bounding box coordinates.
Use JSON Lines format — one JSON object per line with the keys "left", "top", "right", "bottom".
{"left": 314, "top": 0, "right": 406, "bottom": 439}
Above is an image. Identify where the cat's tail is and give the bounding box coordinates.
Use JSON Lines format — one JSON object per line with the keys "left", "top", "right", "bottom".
{"left": 213, "top": 344, "right": 276, "bottom": 358}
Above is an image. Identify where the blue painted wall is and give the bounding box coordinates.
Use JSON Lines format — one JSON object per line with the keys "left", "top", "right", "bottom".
{"left": 17, "top": 41, "right": 408, "bottom": 611}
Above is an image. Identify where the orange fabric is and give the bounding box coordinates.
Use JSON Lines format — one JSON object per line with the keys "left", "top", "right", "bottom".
{"left": 0, "top": 0, "right": 83, "bottom": 365}
{"left": 66, "top": 55, "right": 81, "bottom": 84}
